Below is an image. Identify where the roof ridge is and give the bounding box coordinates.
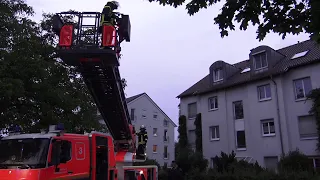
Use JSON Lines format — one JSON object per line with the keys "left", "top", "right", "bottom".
{"left": 276, "top": 38, "right": 311, "bottom": 51}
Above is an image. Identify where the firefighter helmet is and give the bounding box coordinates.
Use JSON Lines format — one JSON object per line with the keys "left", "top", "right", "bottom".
{"left": 106, "top": 1, "right": 120, "bottom": 10}
{"left": 140, "top": 125, "right": 146, "bottom": 131}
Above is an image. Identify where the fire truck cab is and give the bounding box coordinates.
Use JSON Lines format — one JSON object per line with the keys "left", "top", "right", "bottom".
{"left": 0, "top": 125, "right": 157, "bottom": 180}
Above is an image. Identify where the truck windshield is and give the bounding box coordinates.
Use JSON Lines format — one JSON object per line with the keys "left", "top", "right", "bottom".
{"left": 0, "top": 138, "right": 50, "bottom": 168}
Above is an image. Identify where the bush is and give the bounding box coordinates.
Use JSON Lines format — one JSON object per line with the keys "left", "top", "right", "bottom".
{"left": 158, "top": 168, "right": 169, "bottom": 180}
{"left": 278, "top": 149, "right": 314, "bottom": 172}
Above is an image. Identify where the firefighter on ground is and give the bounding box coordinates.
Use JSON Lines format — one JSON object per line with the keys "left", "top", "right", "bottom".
{"left": 137, "top": 125, "right": 148, "bottom": 156}
{"left": 100, "top": 1, "right": 119, "bottom": 28}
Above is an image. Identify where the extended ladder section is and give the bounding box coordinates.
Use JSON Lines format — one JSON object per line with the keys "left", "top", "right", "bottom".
{"left": 53, "top": 12, "right": 132, "bottom": 148}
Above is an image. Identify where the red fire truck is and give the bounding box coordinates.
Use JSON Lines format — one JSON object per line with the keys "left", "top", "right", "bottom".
{"left": 0, "top": 11, "right": 158, "bottom": 180}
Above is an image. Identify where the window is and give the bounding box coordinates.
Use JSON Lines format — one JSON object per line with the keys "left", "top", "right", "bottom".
{"left": 258, "top": 84, "right": 271, "bottom": 101}
{"left": 188, "top": 130, "right": 196, "bottom": 145}
{"left": 298, "top": 115, "right": 317, "bottom": 139}
{"left": 261, "top": 120, "right": 275, "bottom": 136}
{"left": 153, "top": 111, "right": 158, "bottom": 119}
{"left": 309, "top": 157, "right": 320, "bottom": 169}
{"left": 210, "top": 126, "right": 220, "bottom": 140}
{"left": 130, "top": 109, "right": 135, "bottom": 121}
{"left": 51, "top": 140, "right": 72, "bottom": 165}
{"left": 291, "top": 50, "right": 309, "bottom": 59}
{"left": 213, "top": 68, "right": 223, "bottom": 82}
{"left": 241, "top": 67, "right": 251, "bottom": 73}
{"left": 208, "top": 96, "right": 218, "bottom": 110}
{"left": 152, "top": 145, "right": 157, "bottom": 153}
{"left": 163, "top": 129, "right": 168, "bottom": 142}
{"left": 153, "top": 128, "right": 158, "bottom": 136}
{"left": 164, "top": 162, "right": 168, "bottom": 168}
{"left": 233, "top": 101, "right": 244, "bottom": 120}
{"left": 264, "top": 157, "right": 278, "bottom": 172}
{"left": 294, "top": 77, "right": 312, "bottom": 100}
{"left": 253, "top": 51, "right": 267, "bottom": 70}
{"left": 142, "top": 109, "right": 146, "bottom": 118}
{"left": 163, "top": 119, "right": 169, "bottom": 127}
{"left": 188, "top": 103, "right": 197, "bottom": 119}
{"left": 164, "top": 146, "right": 168, "bottom": 159}
{"left": 236, "top": 130, "right": 246, "bottom": 149}
{"left": 210, "top": 158, "right": 215, "bottom": 168}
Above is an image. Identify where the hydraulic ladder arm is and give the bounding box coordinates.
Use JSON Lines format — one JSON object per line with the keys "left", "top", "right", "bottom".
{"left": 52, "top": 11, "right": 139, "bottom": 159}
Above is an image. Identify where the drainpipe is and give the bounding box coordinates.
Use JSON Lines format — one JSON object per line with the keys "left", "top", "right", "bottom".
{"left": 225, "top": 90, "right": 230, "bottom": 152}
{"left": 270, "top": 75, "right": 285, "bottom": 156}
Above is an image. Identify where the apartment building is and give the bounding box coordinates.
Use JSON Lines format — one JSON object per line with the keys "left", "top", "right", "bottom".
{"left": 177, "top": 39, "right": 320, "bottom": 170}
{"left": 127, "top": 93, "right": 177, "bottom": 167}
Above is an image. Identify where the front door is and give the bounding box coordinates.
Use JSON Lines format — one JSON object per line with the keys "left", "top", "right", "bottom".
{"left": 96, "top": 146, "right": 108, "bottom": 180}
{"left": 46, "top": 138, "right": 74, "bottom": 179}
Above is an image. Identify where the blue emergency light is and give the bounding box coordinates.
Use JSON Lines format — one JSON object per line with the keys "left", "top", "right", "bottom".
{"left": 56, "top": 123, "right": 64, "bottom": 131}
{"left": 48, "top": 123, "right": 65, "bottom": 132}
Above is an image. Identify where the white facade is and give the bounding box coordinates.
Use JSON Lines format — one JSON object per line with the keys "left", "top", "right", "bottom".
{"left": 127, "top": 93, "right": 177, "bottom": 167}
{"left": 178, "top": 41, "right": 320, "bottom": 170}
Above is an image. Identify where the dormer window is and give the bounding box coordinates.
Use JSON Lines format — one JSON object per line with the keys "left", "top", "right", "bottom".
{"left": 213, "top": 68, "right": 223, "bottom": 82}
{"left": 253, "top": 51, "right": 267, "bottom": 70}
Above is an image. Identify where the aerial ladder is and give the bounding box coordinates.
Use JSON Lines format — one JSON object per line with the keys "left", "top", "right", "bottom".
{"left": 52, "top": 10, "right": 142, "bottom": 162}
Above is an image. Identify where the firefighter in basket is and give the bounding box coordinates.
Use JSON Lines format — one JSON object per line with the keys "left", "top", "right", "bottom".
{"left": 137, "top": 125, "right": 148, "bottom": 158}
{"left": 99, "top": 1, "right": 119, "bottom": 32}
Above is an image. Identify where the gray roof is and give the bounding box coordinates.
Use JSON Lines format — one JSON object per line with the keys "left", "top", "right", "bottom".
{"left": 126, "top": 93, "right": 145, "bottom": 103}
{"left": 177, "top": 39, "right": 320, "bottom": 98}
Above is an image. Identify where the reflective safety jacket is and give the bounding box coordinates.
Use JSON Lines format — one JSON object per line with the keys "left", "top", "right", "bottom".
{"left": 100, "top": 5, "right": 116, "bottom": 26}
{"left": 137, "top": 131, "right": 148, "bottom": 145}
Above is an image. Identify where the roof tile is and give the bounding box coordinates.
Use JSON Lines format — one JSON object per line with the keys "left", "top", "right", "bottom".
{"left": 178, "top": 39, "right": 320, "bottom": 98}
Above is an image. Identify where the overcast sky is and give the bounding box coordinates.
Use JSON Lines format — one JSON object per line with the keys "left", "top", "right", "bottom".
{"left": 26, "top": 0, "right": 309, "bottom": 136}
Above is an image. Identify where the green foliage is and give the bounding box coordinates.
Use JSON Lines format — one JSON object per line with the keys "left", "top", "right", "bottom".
{"left": 278, "top": 149, "right": 314, "bottom": 172}
{"left": 147, "top": 0, "right": 320, "bottom": 43}
{"left": 158, "top": 168, "right": 168, "bottom": 180}
{"left": 307, "top": 88, "right": 320, "bottom": 150}
{"left": 194, "top": 113, "right": 203, "bottom": 153}
{"left": 0, "top": 0, "right": 103, "bottom": 132}
{"left": 178, "top": 115, "right": 188, "bottom": 148}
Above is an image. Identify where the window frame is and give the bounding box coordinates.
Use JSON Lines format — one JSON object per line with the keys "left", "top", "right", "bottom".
{"left": 293, "top": 77, "right": 312, "bottom": 100}
{"left": 213, "top": 68, "right": 223, "bottom": 82}
{"left": 163, "top": 119, "right": 169, "bottom": 127}
{"left": 261, "top": 119, "right": 276, "bottom": 137}
{"left": 253, "top": 51, "right": 268, "bottom": 70}
{"left": 188, "top": 130, "right": 196, "bottom": 145}
{"left": 163, "top": 129, "right": 168, "bottom": 142}
{"left": 257, "top": 84, "right": 272, "bottom": 101}
{"left": 188, "top": 102, "right": 197, "bottom": 119}
{"left": 163, "top": 146, "right": 168, "bottom": 159}
{"left": 298, "top": 115, "right": 318, "bottom": 140}
{"left": 236, "top": 130, "right": 247, "bottom": 150}
{"left": 130, "top": 108, "right": 135, "bottom": 121}
{"left": 209, "top": 126, "right": 220, "bottom": 141}
{"left": 208, "top": 96, "right": 218, "bottom": 111}
{"left": 233, "top": 101, "right": 244, "bottom": 120}
{"left": 153, "top": 128, "right": 158, "bottom": 136}
{"left": 152, "top": 145, "right": 157, "bottom": 153}
{"left": 142, "top": 109, "right": 147, "bottom": 119}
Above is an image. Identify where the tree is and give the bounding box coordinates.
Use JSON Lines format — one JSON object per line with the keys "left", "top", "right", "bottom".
{"left": 0, "top": 0, "right": 102, "bottom": 133}
{"left": 194, "top": 113, "right": 203, "bottom": 153}
{"left": 147, "top": 0, "right": 320, "bottom": 42}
